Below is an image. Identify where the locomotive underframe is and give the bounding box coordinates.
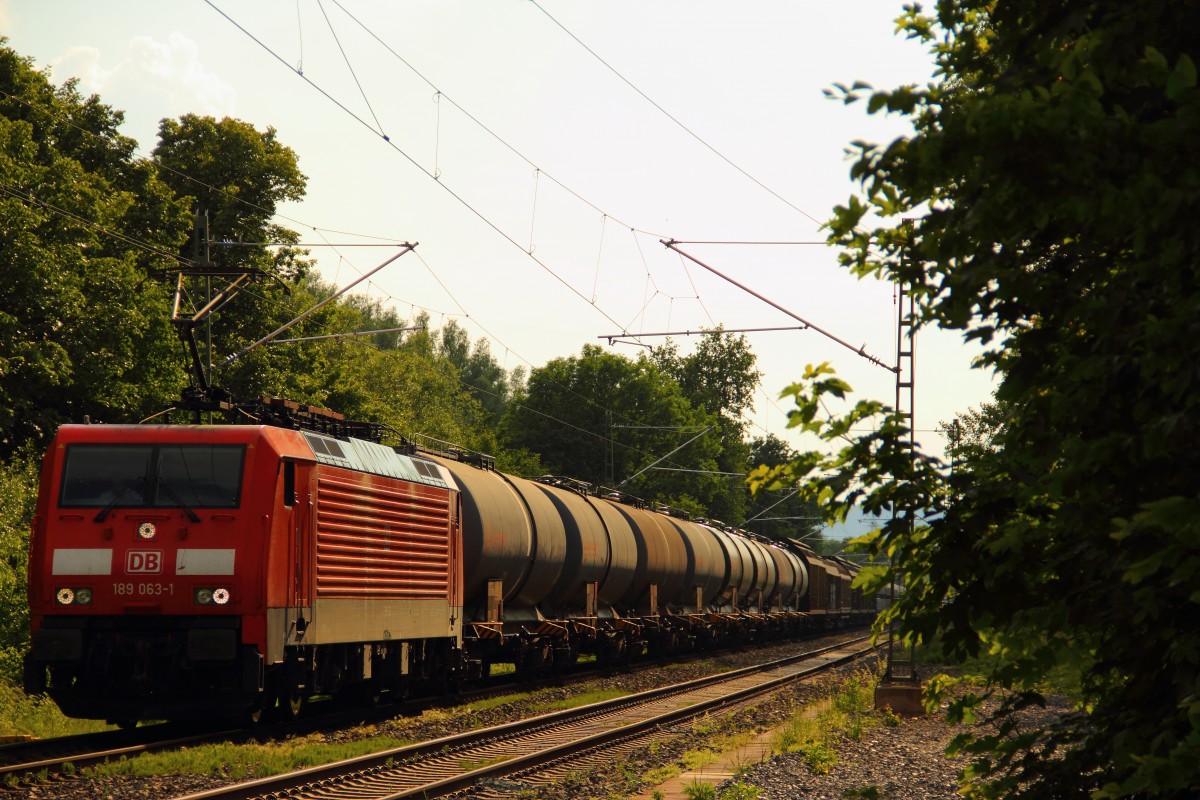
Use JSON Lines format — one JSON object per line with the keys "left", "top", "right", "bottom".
{"left": 25, "top": 614, "right": 262, "bottom": 723}
{"left": 24, "top": 612, "right": 466, "bottom": 723}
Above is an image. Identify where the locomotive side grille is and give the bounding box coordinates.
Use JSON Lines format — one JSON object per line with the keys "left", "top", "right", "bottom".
{"left": 315, "top": 475, "right": 452, "bottom": 598}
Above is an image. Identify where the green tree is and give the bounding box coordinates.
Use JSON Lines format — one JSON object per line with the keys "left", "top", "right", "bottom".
{"left": 653, "top": 329, "right": 762, "bottom": 521}
{"left": 0, "top": 43, "right": 190, "bottom": 453}
{"left": 0, "top": 451, "right": 38, "bottom": 682}
{"left": 742, "top": 434, "right": 822, "bottom": 543}
{"left": 753, "top": 2, "right": 1200, "bottom": 798}
{"left": 501, "top": 344, "right": 721, "bottom": 507}
{"left": 652, "top": 329, "right": 760, "bottom": 423}
{"left": 151, "top": 114, "right": 313, "bottom": 398}
{"left": 434, "top": 319, "right": 517, "bottom": 423}
{"left": 940, "top": 400, "right": 1004, "bottom": 481}
{"left": 153, "top": 114, "right": 307, "bottom": 277}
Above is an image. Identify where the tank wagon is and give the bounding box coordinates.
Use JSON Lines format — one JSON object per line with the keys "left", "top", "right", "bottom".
{"left": 25, "top": 423, "right": 869, "bottom": 724}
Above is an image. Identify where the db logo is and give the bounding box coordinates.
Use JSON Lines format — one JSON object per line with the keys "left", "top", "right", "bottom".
{"left": 126, "top": 550, "right": 163, "bottom": 574}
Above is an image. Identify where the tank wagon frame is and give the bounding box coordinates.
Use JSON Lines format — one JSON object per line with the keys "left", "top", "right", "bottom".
{"left": 25, "top": 423, "right": 870, "bottom": 725}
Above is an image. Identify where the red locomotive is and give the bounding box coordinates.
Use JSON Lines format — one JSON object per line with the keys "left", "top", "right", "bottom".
{"left": 25, "top": 415, "right": 868, "bottom": 725}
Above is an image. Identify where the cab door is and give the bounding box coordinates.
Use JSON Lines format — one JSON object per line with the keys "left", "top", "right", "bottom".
{"left": 284, "top": 461, "right": 314, "bottom": 644}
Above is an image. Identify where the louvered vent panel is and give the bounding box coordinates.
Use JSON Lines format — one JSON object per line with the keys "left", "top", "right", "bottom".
{"left": 315, "top": 475, "right": 451, "bottom": 598}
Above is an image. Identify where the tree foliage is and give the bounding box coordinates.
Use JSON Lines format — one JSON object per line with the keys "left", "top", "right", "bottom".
{"left": 753, "top": 2, "right": 1200, "bottom": 798}
{"left": 742, "top": 434, "right": 822, "bottom": 544}
{"left": 652, "top": 329, "right": 760, "bottom": 423}
{"left": 0, "top": 451, "right": 38, "bottom": 682}
{"left": 153, "top": 113, "right": 308, "bottom": 278}
{"left": 0, "top": 43, "right": 190, "bottom": 454}
{"left": 501, "top": 344, "right": 725, "bottom": 509}
{"left": 435, "top": 319, "right": 520, "bottom": 423}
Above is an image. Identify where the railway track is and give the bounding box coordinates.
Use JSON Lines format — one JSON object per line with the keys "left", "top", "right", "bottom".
{"left": 0, "top": 653, "right": 615, "bottom": 784}
{"left": 0, "top": 630, "right": 871, "bottom": 791}
{"left": 169, "top": 635, "right": 877, "bottom": 800}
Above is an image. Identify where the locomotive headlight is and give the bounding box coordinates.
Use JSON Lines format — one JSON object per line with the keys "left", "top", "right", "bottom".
{"left": 74, "top": 587, "right": 93, "bottom": 605}
{"left": 195, "top": 587, "right": 231, "bottom": 606}
{"left": 56, "top": 587, "right": 75, "bottom": 605}
{"left": 137, "top": 522, "right": 157, "bottom": 540}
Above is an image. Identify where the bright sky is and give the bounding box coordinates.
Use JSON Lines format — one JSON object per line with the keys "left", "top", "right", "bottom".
{"left": 3, "top": 0, "right": 996, "bottom": 466}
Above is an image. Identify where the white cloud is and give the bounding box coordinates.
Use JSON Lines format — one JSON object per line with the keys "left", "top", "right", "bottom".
{"left": 123, "top": 32, "right": 236, "bottom": 117}
{"left": 46, "top": 31, "right": 236, "bottom": 146}
{"left": 50, "top": 45, "right": 115, "bottom": 97}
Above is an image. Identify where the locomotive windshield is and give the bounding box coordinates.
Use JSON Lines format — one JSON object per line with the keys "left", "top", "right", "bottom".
{"left": 60, "top": 444, "right": 246, "bottom": 510}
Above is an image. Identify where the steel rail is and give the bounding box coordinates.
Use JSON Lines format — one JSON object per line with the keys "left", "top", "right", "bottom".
{"left": 172, "top": 635, "right": 876, "bottom": 800}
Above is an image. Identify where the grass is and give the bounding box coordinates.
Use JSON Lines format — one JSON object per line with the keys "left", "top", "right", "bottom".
{"left": 643, "top": 763, "right": 683, "bottom": 785}
{"left": 771, "top": 668, "right": 881, "bottom": 775}
{"left": 463, "top": 691, "right": 534, "bottom": 713}
{"left": 0, "top": 680, "right": 111, "bottom": 739}
{"left": 86, "top": 732, "right": 413, "bottom": 780}
{"left": 457, "top": 754, "right": 510, "bottom": 771}
{"left": 532, "top": 688, "right": 628, "bottom": 712}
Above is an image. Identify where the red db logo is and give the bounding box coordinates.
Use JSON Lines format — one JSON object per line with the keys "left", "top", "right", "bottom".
{"left": 126, "top": 550, "right": 163, "bottom": 574}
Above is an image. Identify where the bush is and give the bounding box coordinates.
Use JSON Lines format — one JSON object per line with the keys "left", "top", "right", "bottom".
{"left": 0, "top": 451, "right": 39, "bottom": 683}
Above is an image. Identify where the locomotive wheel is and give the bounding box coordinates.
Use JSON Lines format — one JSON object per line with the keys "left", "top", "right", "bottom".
{"left": 241, "top": 699, "right": 267, "bottom": 728}
{"left": 276, "top": 686, "right": 306, "bottom": 721}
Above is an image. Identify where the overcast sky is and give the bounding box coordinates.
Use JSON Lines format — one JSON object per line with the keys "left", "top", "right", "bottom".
{"left": 3, "top": 0, "right": 996, "bottom": 466}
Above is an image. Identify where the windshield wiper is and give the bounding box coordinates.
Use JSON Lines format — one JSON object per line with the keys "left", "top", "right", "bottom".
{"left": 94, "top": 479, "right": 145, "bottom": 523}
{"left": 156, "top": 478, "right": 202, "bottom": 523}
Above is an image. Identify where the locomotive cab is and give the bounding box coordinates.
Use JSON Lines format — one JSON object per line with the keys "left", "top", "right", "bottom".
{"left": 24, "top": 425, "right": 286, "bottom": 722}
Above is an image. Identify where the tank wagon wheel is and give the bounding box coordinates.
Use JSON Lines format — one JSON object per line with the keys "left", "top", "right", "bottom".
{"left": 518, "top": 639, "right": 553, "bottom": 681}
{"left": 607, "top": 634, "right": 633, "bottom": 672}
{"left": 360, "top": 682, "right": 385, "bottom": 708}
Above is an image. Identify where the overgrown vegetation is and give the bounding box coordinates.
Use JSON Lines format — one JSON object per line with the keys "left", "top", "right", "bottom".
{"left": 750, "top": 1, "right": 1200, "bottom": 797}
{"left": 682, "top": 778, "right": 762, "bottom": 800}
{"left": 771, "top": 670, "right": 880, "bottom": 775}
{"left": 0, "top": 680, "right": 108, "bottom": 739}
{"left": 84, "top": 733, "right": 412, "bottom": 780}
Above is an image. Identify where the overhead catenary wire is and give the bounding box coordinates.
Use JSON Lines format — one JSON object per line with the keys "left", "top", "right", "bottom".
{"left": 324, "top": 0, "right": 668, "bottom": 241}
{"left": 527, "top": 0, "right": 827, "bottom": 230}
{"left": 205, "top": 0, "right": 636, "bottom": 338}
{"left": 269, "top": 325, "right": 422, "bottom": 344}
{"left": 315, "top": 0, "right": 388, "bottom": 138}
{"left": 662, "top": 239, "right": 897, "bottom": 374}
{"left": 18, "top": 6, "right": 902, "bottom": 472}
{"left": 0, "top": 182, "right": 197, "bottom": 269}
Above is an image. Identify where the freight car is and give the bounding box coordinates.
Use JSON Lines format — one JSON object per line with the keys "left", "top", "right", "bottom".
{"left": 24, "top": 421, "right": 869, "bottom": 725}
